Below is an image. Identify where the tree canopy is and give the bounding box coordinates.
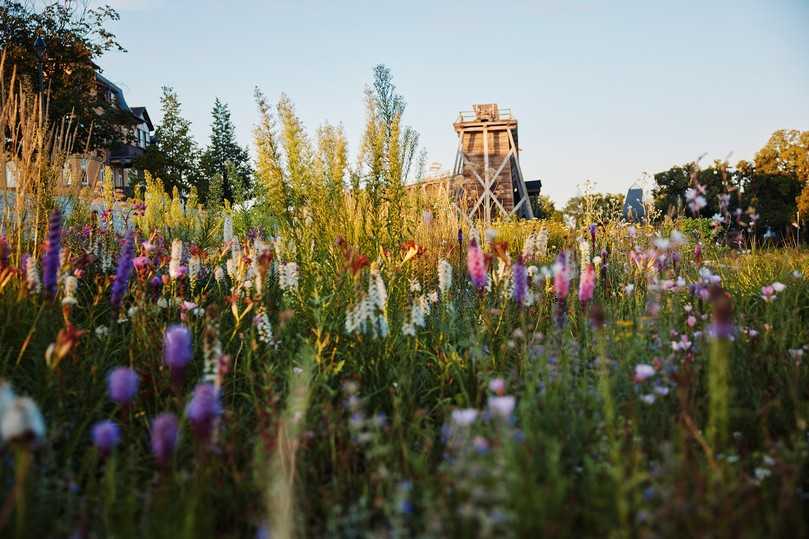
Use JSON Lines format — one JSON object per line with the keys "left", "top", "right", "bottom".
{"left": 200, "top": 98, "right": 252, "bottom": 202}
{"left": 135, "top": 86, "right": 202, "bottom": 195}
{"left": 0, "top": 1, "right": 130, "bottom": 148}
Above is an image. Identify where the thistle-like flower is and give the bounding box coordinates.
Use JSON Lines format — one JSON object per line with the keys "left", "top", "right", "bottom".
{"left": 164, "top": 324, "right": 193, "bottom": 382}
{"left": 579, "top": 263, "right": 596, "bottom": 305}
{"left": 107, "top": 366, "right": 139, "bottom": 405}
{"left": 110, "top": 232, "right": 135, "bottom": 310}
{"left": 91, "top": 420, "right": 121, "bottom": 457}
{"left": 467, "top": 238, "right": 487, "bottom": 290}
{"left": 185, "top": 383, "right": 222, "bottom": 441}
{"left": 553, "top": 252, "right": 571, "bottom": 300}
{"left": 150, "top": 412, "right": 179, "bottom": 467}
{"left": 42, "top": 208, "right": 62, "bottom": 298}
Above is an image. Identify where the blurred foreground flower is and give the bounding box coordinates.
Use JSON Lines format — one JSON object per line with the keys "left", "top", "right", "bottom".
{"left": 150, "top": 413, "right": 179, "bottom": 467}
{"left": 107, "top": 367, "right": 139, "bottom": 405}
{"left": 91, "top": 420, "right": 121, "bottom": 457}
{"left": 164, "top": 324, "right": 193, "bottom": 382}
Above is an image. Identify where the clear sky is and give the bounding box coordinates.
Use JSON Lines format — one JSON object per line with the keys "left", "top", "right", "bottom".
{"left": 95, "top": 0, "right": 809, "bottom": 205}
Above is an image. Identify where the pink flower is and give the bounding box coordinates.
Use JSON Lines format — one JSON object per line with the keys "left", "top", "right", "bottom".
{"left": 132, "top": 256, "right": 151, "bottom": 271}
{"left": 553, "top": 253, "right": 570, "bottom": 300}
{"left": 579, "top": 263, "right": 595, "bottom": 304}
{"left": 467, "top": 238, "right": 487, "bottom": 290}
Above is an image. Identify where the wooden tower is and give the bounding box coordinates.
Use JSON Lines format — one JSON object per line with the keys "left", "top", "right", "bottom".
{"left": 451, "top": 104, "right": 534, "bottom": 223}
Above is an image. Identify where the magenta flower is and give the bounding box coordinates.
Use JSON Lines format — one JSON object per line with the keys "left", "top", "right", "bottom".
{"left": 579, "top": 263, "right": 596, "bottom": 305}
{"left": 467, "top": 238, "right": 487, "bottom": 290}
{"left": 185, "top": 383, "right": 223, "bottom": 441}
{"left": 107, "top": 367, "right": 139, "bottom": 405}
{"left": 91, "top": 420, "right": 121, "bottom": 457}
{"left": 164, "top": 324, "right": 193, "bottom": 381}
{"left": 42, "top": 208, "right": 62, "bottom": 298}
{"left": 150, "top": 412, "right": 179, "bottom": 467}
{"left": 553, "top": 252, "right": 570, "bottom": 300}
{"left": 132, "top": 256, "right": 151, "bottom": 272}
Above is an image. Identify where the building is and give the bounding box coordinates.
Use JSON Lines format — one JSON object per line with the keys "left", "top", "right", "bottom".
{"left": 92, "top": 73, "right": 154, "bottom": 195}
{"left": 57, "top": 73, "right": 153, "bottom": 195}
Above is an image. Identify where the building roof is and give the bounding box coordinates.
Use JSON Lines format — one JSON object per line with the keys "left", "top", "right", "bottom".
{"left": 130, "top": 107, "right": 154, "bottom": 131}
{"left": 95, "top": 73, "right": 152, "bottom": 129}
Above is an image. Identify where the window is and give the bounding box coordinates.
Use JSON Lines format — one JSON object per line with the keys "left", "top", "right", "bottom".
{"left": 63, "top": 162, "right": 72, "bottom": 186}
{"left": 114, "top": 168, "right": 124, "bottom": 189}
{"left": 4, "top": 161, "right": 17, "bottom": 188}
{"left": 80, "top": 159, "right": 89, "bottom": 186}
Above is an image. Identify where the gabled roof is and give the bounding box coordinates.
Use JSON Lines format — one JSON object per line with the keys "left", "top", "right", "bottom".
{"left": 130, "top": 107, "right": 154, "bottom": 131}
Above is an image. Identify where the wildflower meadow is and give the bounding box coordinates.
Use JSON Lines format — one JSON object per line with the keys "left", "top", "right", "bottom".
{"left": 1, "top": 15, "right": 809, "bottom": 538}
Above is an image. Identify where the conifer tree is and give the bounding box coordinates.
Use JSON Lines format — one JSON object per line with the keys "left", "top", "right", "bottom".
{"left": 135, "top": 86, "right": 202, "bottom": 194}
{"left": 200, "top": 98, "right": 252, "bottom": 202}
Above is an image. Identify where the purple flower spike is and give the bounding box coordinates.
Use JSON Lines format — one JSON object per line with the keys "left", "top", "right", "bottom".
{"left": 110, "top": 232, "right": 135, "bottom": 310}
{"left": 185, "top": 383, "right": 223, "bottom": 440}
{"left": 42, "top": 208, "right": 62, "bottom": 298}
{"left": 164, "top": 324, "right": 193, "bottom": 381}
{"left": 91, "top": 420, "right": 121, "bottom": 457}
{"left": 107, "top": 367, "right": 139, "bottom": 405}
{"left": 513, "top": 257, "right": 527, "bottom": 306}
{"left": 150, "top": 412, "right": 179, "bottom": 467}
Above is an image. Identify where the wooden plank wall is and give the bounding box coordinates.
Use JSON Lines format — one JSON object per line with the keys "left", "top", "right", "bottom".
{"left": 460, "top": 127, "right": 516, "bottom": 215}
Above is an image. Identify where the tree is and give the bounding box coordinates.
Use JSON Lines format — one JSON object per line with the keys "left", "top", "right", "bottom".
{"left": 755, "top": 129, "right": 809, "bottom": 220}
{"left": 653, "top": 161, "right": 739, "bottom": 218}
{"left": 200, "top": 98, "right": 252, "bottom": 202}
{"left": 563, "top": 192, "right": 624, "bottom": 225}
{"left": 754, "top": 129, "right": 809, "bottom": 181}
{"left": 135, "top": 86, "right": 201, "bottom": 194}
{"left": 534, "top": 194, "right": 562, "bottom": 222}
{"left": 0, "top": 1, "right": 130, "bottom": 149}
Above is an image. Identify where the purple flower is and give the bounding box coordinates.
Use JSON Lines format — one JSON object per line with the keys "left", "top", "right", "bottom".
{"left": 589, "top": 223, "right": 597, "bottom": 245}
{"left": 91, "top": 420, "right": 121, "bottom": 456}
{"left": 42, "top": 208, "right": 62, "bottom": 298}
{"left": 150, "top": 412, "right": 179, "bottom": 467}
{"left": 512, "top": 258, "right": 527, "bottom": 306}
{"left": 164, "top": 324, "right": 193, "bottom": 380}
{"left": 185, "top": 383, "right": 223, "bottom": 440}
{"left": 107, "top": 367, "right": 139, "bottom": 405}
{"left": 110, "top": 232, "right": 135, "bottom": 310}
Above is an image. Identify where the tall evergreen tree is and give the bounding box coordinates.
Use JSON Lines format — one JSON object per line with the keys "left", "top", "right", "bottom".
{"left": 200, "top": 98, "right": 252, "bottom": 202}
{"left": 135, "top": 86, "right": 202, "bottom": 194}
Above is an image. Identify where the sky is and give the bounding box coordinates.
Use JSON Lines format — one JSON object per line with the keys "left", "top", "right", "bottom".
{"left": 93, "top": 0, "right": 809, "bottom": 205}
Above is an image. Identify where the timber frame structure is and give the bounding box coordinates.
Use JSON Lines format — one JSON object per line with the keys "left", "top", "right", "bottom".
{"left": 451, "top": 104, "right": 534, "bottom": 223}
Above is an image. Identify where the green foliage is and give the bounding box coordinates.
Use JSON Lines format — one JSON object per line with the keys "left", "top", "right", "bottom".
{"left": 563, "top": 191, "right": 624, "bottom": 225}
{"left": 200, "top": 98, "right": 252, "bottom": 202}
{"left": 135, "top": 86, "right": 203, "bottom": 194}
{"left": 533, "top": 194, "right": 562, "bottom": 222}
{"left": 0, "top": 1, "right": 129, "bottom": 148}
